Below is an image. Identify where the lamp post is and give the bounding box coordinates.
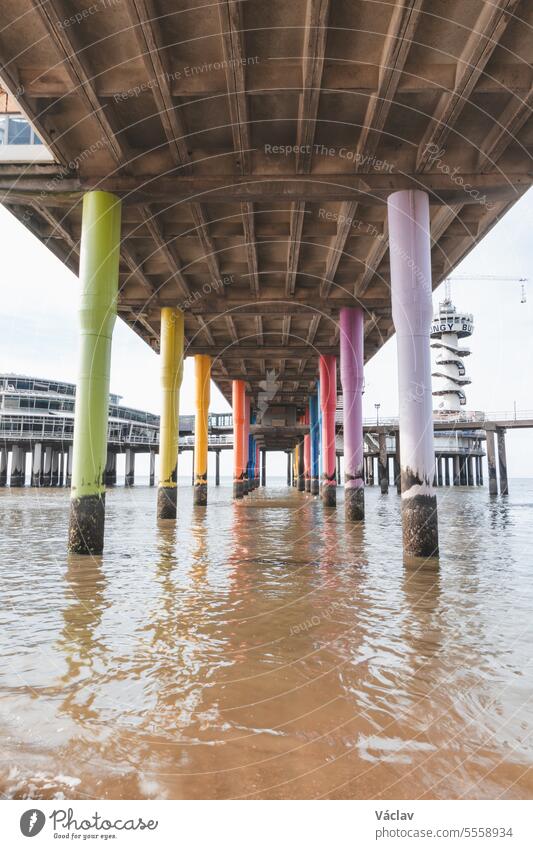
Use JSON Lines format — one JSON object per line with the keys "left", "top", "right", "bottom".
{"left": 375, "top": 402, "right": 381, "bottom": 426}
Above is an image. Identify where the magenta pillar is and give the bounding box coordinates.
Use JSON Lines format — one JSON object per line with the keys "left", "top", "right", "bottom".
{"left": 319, "top": 354, "right": 337, "bottom": 507}
{"left": 340, "top": 307, "right": 365, "bottom": 520}
{"left": 387, "top": 189, "right": 439, "bottom": 557}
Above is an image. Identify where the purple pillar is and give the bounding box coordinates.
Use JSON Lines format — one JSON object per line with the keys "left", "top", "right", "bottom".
{"left": 340, "top": 307, "right": 365, "bottom": 520}
{"left": 387, "top": 189, "right": 439, "bottom": 558}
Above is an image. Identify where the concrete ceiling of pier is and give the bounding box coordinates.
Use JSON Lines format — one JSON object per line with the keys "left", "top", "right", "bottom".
{"left": 0, "top": 0, "right": 531, "bottom": 407}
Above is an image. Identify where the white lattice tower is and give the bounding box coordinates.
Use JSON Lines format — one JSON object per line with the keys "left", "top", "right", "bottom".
{"left": 430, "top": 293, "right": 473, "bottom": 413}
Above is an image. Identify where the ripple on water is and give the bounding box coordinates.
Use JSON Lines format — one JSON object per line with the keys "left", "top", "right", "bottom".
{"left": 1, "top": 481, "right": 533, "bottom": 799}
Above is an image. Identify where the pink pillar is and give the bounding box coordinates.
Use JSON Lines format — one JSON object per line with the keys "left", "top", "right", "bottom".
{"left": 387, "top": 189, "right": 439, "bottom": 557}
{"left": 340, "top": 306, "right": 365, "bottom": 520}
{"left": 303, "top": 408, "right": 311, "bottom": 492}
{"left": 319, "top": 354, "right": 337, "bottom": 507}
{"left": 243, "top": 394, "right": 250, "bottom": 494}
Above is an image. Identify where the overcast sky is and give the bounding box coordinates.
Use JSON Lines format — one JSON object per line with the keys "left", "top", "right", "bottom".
{"left": 1, "top": 189, "right": 531, "bottom": 478}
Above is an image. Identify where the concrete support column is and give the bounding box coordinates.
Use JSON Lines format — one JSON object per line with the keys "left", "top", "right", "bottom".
{"left": 339, "top": 306, "right": 364, "bottom": 519}
{"left": 319, "top": 354, "right": 337, "bottom": 507}
{"left": 297, "top": 434, "right": 305, "bottom": 491}
{"left": 157, "top": 307, "right": 184, "bottom": 519}
{"left": 286, "top": 451, "right": 292, "bottom": 486}
{"left": 378, "top": 433, "right": 389, "bottom": 494}
{"left": 68, "top": 191, "right": 121, "bottom": 554}
{"left": 104, "top": 449, "right": 116, "bottom": 487}
{"left": 453, "top": 455, "right": 460, "bottom": 485}
{"left": 243, "top": 395, "right": 250, "bottom": 494}
{"left": 368, "top": 455, "right": 375, "bottom": 486}
{"left": 125, "top": 449, "right": 135, "bottom": 486}
{"left": 51, "top": 451, "right": 60, "bottom": 486}
{"left": 261, "top": 449, "right": 266, "bottom": 486}
{"left": 467, "top": 455, "right": 474, "bottom": 486}
{"left": 444, "top": 457, "right": 450, "bottom": 486}
{"left": 232, "top": 380, "right": 246, "bottom": 498}
{"left": 485, "top": 430, "right": 498, "bottom": 495}
{"left": 194, "top": 354, "right": 211, "bottom": 506}
{"left": 42, "top": 446, "right": 52, "bottom": 487}
{"left": 215, "top": 450, "right": 221, "bottom": 486}
{"left": 31, "top": 442, "right": 43, "bottom": 487}
{"left": 10, "top": 446, "right": 25, "bottom": 487}
{"left": 0, "top": 448, "right": 8, "bottom": 486}
{"left": 394, "top": 431, "right": 401, "bottom": 494}
{"left": 149, "top": 450, "right": 155, "bottom": 487}
{"left": 437, "top": 456, "right": 443, "bottom": 487}
{"left": 388, "top": 188, "right": 438, "bottom": 557}
{"left": 459, "top": 457, "right": 467, "bottom": 486}
{"left": 66, "top": 445, "right": 73, "bottom": 486}
{"left": 497, "top": 428, "right": 509, "bottom": 496}
{"left": 59, "top": 450, "right": 65, "bottom": 487}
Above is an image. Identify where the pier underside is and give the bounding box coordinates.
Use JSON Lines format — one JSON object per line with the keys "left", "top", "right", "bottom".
{"left": 0, "top": 0, "right": 531, "bottom": 409}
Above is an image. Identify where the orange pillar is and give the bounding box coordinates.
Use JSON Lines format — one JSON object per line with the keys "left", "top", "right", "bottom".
{"left": 232, "top": 380, "right": 245, "bottom": 498}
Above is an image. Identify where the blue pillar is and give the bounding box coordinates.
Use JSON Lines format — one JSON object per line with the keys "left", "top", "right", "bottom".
{"left": 317, "top": 378, "right": 323, "bottom": 490}
{"left": 310, "top": 393, "right": 320, "bottom": 495}
{"left": 248, "top": 411, "right": 256, "bottom": 492}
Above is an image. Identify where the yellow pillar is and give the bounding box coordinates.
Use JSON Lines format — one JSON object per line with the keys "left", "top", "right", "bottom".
{"left": 194, "top": 354, "right": 211, "bottom": 505}
{"left": 157, "top": 307, "right": 184, "bottom": 519}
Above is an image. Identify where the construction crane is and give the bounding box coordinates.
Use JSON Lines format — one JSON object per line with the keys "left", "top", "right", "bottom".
{"left": 447, "top": 275, "right": 528, "bottom": 303}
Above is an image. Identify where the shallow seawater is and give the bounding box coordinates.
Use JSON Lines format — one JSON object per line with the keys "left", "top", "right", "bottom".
{"left": 1, "top": 478, "right": 532, "bottom": 800}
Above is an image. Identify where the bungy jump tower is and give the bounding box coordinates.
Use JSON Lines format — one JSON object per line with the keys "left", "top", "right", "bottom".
{"left": 431, "top": 292, "right": 473, "bottom": 413}
{"left": 430, "top": 290, "right": 484, "bottom": 488}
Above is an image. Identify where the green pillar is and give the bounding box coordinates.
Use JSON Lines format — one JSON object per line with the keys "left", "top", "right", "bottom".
{"left": 68, "top": 191, "right": 122, "bottom": 555}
